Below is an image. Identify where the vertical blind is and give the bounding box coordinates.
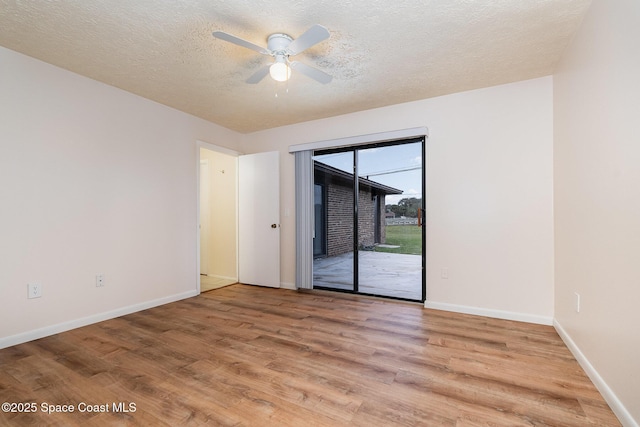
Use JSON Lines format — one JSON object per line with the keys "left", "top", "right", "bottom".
{"left": 294, "top": 150, "right": 314, "bottom": 289}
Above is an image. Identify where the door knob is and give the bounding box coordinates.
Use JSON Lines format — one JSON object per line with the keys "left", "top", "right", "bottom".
{"left": 271, "top": 224, "right": 277, "bottom": 228}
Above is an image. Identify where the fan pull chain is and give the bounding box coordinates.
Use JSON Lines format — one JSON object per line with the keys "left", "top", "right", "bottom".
{"left": 274, "top": 79, "right": 290, "bottom": 98}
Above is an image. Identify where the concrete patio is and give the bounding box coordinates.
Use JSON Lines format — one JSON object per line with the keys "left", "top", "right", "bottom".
{"left": 313, "top": 250, "right": 423, "bottom": 300}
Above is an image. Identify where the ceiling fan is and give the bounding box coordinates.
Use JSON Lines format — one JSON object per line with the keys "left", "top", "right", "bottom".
{"left": 212, "top": 24, "right": 332, "bottom": 85}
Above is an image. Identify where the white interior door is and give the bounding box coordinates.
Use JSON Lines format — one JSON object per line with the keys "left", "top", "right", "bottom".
{"left": 238, "top": 151, "right": 280, "bottom": 287}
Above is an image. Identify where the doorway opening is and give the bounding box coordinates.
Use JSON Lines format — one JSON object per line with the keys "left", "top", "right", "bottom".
{"left": 312, "top": 138, "right": 425, "bottom": 302}
{"left": 198, "top": 145, "right": 281, "bottom": 292}
{"left": 199, "top": 146, "right": 238, "bottom": 292}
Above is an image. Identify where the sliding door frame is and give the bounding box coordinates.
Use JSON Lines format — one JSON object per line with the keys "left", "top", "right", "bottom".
{"left": 313, "top": 136, "right": 426, "bottom": 302}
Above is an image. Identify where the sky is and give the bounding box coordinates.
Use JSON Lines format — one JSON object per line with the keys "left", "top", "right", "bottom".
{"left": 313, "top": 141, "right": 422, "bottom": 205}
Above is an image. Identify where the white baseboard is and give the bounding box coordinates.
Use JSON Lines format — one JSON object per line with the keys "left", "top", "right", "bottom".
{"left": 202, "top": 274, "right": 237, "bottom": 282}
{"left": 424, "top": 301, "right": 553, "bottom": 325}
{"left": 554, "top": 320, "right": 637, "bottom": 427}
{"left": 280, "top": 282, "right": 296, "bottom": 290}
{"left": 0, "top": 290, "right": 199, "bottom": 350}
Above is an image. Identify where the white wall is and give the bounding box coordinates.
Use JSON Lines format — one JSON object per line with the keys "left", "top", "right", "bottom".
{"left": 0, "top": 46, "right": 240, "bottom": 346}
{"left": 553, "top": 0, "right": 640, "bottom": 425}
{"left": 242, "top": 76, "right": 555, "bottom": 323}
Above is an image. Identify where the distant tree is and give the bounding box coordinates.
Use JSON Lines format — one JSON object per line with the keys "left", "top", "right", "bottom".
{"left": 387, "top": 197, "right": 421, "bottom": 218}
{"left": 387, "top": 204, "right": 403, "bottom": 217}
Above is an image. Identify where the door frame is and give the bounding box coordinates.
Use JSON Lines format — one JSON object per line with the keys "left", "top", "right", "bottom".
{"left": 196, "top": 140, "right": 241, "bottom": 293}
{"left": 312, "top": 137, "right": 426, "bottom": 302}
{"left": 199, "top": 159, "right": 211, "bottom": 276}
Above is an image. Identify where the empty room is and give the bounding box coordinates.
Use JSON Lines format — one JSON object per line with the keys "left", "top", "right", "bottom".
{"left": 1, "top": 1, "right": 638, "bottom": 426}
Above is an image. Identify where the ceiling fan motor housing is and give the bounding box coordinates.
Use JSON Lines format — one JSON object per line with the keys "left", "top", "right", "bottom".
{"left": 267, "top": 33, "right": 293, "bottom": 56}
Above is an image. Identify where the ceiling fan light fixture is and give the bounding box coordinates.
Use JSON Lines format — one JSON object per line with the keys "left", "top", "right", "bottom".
{"left": 269, "top": 57, "right": 291, "bottom": 82}
{"left": 213, "top": 25, "right": 332, "bottom": 84}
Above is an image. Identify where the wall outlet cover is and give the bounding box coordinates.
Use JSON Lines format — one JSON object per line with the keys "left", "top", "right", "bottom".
{"left": 28, "top": 283, "right": 42, "bottom": 299}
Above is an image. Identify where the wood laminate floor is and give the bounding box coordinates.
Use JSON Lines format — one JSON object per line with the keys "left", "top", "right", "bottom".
{"left": 0, "top": 285, "right": 620, "bottom": 426}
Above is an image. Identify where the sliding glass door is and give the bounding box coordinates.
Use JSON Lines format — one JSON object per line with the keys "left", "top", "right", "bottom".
{"left": 312, "top": 138, "right": 425, "bottom": 302}
{"left": 312, "top": 151, "right": 354, "bottom": 291}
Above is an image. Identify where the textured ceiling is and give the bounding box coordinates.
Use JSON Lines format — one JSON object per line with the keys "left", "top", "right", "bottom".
{"left": 0, "top": 0, "right": 591, "bottom": 133}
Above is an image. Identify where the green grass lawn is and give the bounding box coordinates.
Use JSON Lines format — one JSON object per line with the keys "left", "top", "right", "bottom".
{"left": 375, "top": 225, "right": 423, "bottom": 255}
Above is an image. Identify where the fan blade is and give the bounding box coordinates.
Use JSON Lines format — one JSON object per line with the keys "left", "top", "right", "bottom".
{"left": 246, "top": 64, "right": 271, "bottom": 84}
{"left": 285, "top": 24, "right": 330, "bottom": 56}
{"left": 213, "top": 31, "right": 270, "bottom": 55}
{"left": 290, "top": 61, "right": 332, "bottom": 84}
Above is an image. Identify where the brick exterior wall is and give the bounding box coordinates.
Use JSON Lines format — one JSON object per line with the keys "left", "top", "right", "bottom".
{"left": 325, "top": 181, "right": 353, "bottom": 257}
{"left": 324, "top": 182, "right": 386, "bottom": 257}
{"left": 315, "top": 162, "right": 399, "bottom": 258}
{"left": 357, "top": 188, "right": 377, "bottom": 249}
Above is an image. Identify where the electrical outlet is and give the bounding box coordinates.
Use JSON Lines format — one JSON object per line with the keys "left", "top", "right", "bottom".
{"left": 441, "top": 267, "right": 449, "bottom": 279}
{"left": 28, "top": 283, "right": 42, "bottom": 299}
{"left": 96, "top": 274, "right": 105, "bottom": 287}
{"left": 574, "top": 292, "right": 580, "bottom": 313}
